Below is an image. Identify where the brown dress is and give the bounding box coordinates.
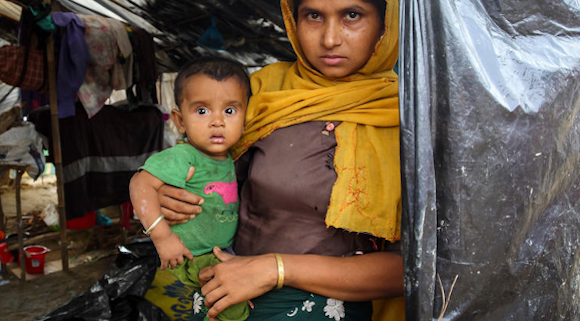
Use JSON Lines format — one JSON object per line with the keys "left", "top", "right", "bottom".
{"left": 234, "top": 121, "right": 396, "bottom": 257}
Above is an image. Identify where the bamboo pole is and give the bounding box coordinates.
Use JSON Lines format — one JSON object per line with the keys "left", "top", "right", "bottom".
{"left": 0, "top": 183, "right": 5, "bottom": 278}
{"left": 237, "top": 0, "right": 285, "bottom": 30}
{"left": 0, "top": 165, "right": 30, "bottom": 281}
{"left": 6, "top": 228, "right": 85, "bottom": 252}
{"left": 0, "top": 180, "right": 5, "bottom": 236}
{"left": 0, "top": 9, "right": 20, "bottom": 22}
{"left": 15, "top": 167, "right": 26, "bottom": 281}
{"left": 5, "top": 0, "right": 27, "bottom": 9}
{"left": 44, "top": 0, "right": 69, "bottom": 272}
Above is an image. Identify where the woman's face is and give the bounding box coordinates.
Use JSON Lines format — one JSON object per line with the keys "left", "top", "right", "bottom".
{"left": 295, "top": 0, "right": 383, "bottom": 78}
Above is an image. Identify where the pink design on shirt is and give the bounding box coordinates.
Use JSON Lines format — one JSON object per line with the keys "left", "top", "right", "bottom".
{"left": 204, "top": 181, "right": 238, "bottom": 205}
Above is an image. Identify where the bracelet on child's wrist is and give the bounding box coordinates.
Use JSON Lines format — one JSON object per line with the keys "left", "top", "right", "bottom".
{"left": 144, "top": 215, "right": 164, "bottom": 235}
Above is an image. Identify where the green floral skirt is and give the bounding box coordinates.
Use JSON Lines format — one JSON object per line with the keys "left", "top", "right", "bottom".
{"left": 191, "top": 286, "right": 372, "bottom": 321}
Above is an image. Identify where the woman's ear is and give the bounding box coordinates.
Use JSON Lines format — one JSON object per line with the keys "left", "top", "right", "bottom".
{"left": 170, "top": 109, "right": 187, "bottom": 134}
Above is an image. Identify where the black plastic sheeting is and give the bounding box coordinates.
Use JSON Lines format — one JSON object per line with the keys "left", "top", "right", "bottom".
{"left": 38, "top": 242, "right": 170, "bottom": 321}
{"left": 400, "top": 1, "right": 580, "bottom": 320}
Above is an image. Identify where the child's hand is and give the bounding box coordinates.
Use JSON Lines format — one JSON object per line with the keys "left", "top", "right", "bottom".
{"left": 153, "top": 232, "right": 194, "bottom": 269}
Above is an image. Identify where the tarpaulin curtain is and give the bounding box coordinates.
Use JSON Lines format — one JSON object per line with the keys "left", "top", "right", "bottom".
{"left": 400, "top": 0, "right": 580, "bottom": 320}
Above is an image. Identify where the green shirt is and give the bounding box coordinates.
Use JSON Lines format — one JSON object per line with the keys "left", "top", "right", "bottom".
{"left": 140, "top": 143, "right": 238, "bottom": 255}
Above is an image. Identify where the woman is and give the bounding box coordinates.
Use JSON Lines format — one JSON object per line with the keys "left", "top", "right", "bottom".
{"left": 157, "top": 0, "right": 403, "bottom": 319}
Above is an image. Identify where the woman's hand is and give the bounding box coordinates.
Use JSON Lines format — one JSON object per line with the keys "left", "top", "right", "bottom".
{"left": 199, "top": 247, "right": 278, "bottom": 319}
{"left": 198, "top": 249, "right": 403, "bottom": 319}
{"left": 155, "top": 166, "right": 205, "bottom": 225}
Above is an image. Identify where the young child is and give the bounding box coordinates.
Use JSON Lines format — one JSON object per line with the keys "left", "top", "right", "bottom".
{"left": 129, "top": 57, "right": 250, "bottom": 321}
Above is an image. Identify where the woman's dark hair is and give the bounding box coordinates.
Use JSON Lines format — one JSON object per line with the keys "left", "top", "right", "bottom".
{"left": 293, "top": 0, "right": 386, "bottom": 26}
{"left": 174, "top": 56, "right": 251, "bottom": 108}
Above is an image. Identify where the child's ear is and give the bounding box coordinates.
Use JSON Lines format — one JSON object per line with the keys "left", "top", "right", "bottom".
{"left": 170, "top": 109, "right": 187, "bottom": 134}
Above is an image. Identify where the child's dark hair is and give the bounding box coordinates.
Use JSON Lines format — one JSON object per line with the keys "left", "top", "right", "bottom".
{"left": 174, "top": 57, "right": 251, "bottom": 108}
{"left": 293, "top": 0, "right": 386, "bottom": 27}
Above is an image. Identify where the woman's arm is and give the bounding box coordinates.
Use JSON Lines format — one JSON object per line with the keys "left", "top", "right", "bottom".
{"left": 199, "top": 247, "right": 403, "bottom": 319}
{"left": 282, "top": 251, "right": 403, "bottom": 299}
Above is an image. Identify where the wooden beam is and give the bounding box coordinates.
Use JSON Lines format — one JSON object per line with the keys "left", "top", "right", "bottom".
{"left": 44, "top": 0, "right": 69, "bottom": 273}
{"left": 0, "top": 180, "right": 5, "bottom": 237}
{"left": 107, "top": 0, "right": 152, "bottom": 20}
{"left": 5, "top": 0, "right": 27, "bottom": 9}
{"left": 0, "top": 180, "right": 5, "bottom": 278}
{"left": 1, "top": 0, "right": 23, "bottom": 22}
{"left": 124, "top": 0, "right": 147, "bottom": 13}
{"left": 5, "top": 217, "right": 140, "bottom": 252}
{"left": 0, "top": 11, "right": 18, "bottom": 21}
{"left": 107, "top": 0, "right": 133, "bottom": 14}
{"left": 15, "top": 167, "right": 26, "bottom": 281}
{"left": 6, "top": 228, "right": 84, "bottom": 252}
{"left": 174, "top": 12, "right": 209, "bottom": 26}
{"left": 237, "top": 0, "right": 285, "bottom": 30}
{"left": 264, "top": 38, "right": 295, "bottom": 59}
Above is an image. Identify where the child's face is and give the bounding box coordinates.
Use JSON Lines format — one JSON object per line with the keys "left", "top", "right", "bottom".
{"left": 171, "top": 74, "right": 247, "bottom": 159}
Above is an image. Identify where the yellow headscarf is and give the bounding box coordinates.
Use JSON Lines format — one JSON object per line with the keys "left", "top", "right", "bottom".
{"left": 231, "top": 0, "right": 401, "bottom": 241}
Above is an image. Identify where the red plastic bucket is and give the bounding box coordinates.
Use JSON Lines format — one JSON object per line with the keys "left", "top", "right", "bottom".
{"left": 23, "top": 245, "right": 50, "bottom": 274}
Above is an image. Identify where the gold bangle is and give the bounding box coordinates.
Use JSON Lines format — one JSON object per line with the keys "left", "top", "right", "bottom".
{"left": 274, "top": 253, "right": 284, "bottom": 290}
{"left": 144, "top": 215, "right": 164, "bottom": 235}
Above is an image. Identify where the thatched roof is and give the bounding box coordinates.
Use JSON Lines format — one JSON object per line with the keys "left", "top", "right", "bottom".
{"left": 0, "top": 0, "right": 296, "bottom": 73}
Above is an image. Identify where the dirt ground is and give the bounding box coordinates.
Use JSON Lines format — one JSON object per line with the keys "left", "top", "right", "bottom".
{"left": 0, "top": 256, "right": 116, "bottom": 320}
{"left": 0, "top": 171, "right": 140, "bottom": 320}
{"left": 0, "top": 172, "right": 58, "bottom": 223}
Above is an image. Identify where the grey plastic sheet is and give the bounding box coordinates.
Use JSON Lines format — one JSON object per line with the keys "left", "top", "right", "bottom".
{"left": 400, "top": 1, "right": 580, "bottom": 320}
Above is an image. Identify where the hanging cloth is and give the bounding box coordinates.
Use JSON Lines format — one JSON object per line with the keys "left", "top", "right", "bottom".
{"left": 77, "top": 15, "right": 117, "bottom": 117}
{"left": 29, "top": 3, "right": 55, "bottom": 33}
{"left": 130, "top": 27, "right": 158, "bottom": 105}
{"left": 77, "top": 15, "right": 133, "bottom": 118}
{"left": 108, "top": 19, "right": 133, "bottom": 90}
{"left": 51, "top": 12, "right": 91, "bottom": 118}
